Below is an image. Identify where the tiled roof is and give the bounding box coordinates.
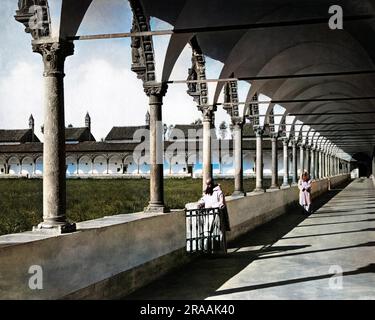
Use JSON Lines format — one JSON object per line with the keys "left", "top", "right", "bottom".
{"left": 65, "top": 127, "right": 96, "bottom": 142}
{"left": 105, "top": 126, "right": 149, "bottom": 141}
{"left": 0, "top": 129, "right": 40, "bottom": 143}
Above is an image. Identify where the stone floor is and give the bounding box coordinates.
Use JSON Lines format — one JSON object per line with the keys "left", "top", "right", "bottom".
{"left": 126, "top": 178, "right": 375, "bottom": 300}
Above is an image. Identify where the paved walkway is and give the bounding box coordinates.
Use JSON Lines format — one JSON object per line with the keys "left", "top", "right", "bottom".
{"left": 126, "top": 178, "right": 375, "bottom": 300}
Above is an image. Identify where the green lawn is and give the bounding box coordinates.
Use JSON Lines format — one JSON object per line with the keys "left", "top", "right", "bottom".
{"left": 0, "top": 178, "right": 277, "bottom": 236}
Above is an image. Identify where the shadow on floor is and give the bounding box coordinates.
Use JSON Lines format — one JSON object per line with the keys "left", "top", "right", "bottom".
{"left": 124, "top": 181, "right": 353, "bottom": 300}
{"left": 208, "top": 263, "right": 375, "bottom": 298}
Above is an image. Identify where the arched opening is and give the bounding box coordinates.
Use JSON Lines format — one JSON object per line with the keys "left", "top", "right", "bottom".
{"left": 21, "top": 157, "right": 34, "bottom": 175}
{"left": 66, "top": 156, "right": 77, "bottom": 176}
{"left": 351, "top": 153, "right": 372, "bottom": 178}
{"left": 8, "top": 157, "right": 21, "bottom": 175}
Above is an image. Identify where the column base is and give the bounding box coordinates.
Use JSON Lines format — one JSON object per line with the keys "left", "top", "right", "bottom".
{"left": 281, "top": 184, "right": 291, "bottom": 189}
{"left": 231, "top": 190, "right": 246, "bottom": 197}
{"left": 266, "top": 186, "right": 279, "bottom": 192}
{"left": 33, "top": 221, "right": 76, "bottom": 234}
{"left": 251, "top": 188, "right": 265, "bottom": 194}
{"left": 291, "top": 182, "right": 298, "bottom": 186}
{"left": 144, "top": 203, "right": 169, "bottom": 213}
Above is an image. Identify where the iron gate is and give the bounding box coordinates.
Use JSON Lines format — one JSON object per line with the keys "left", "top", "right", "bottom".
{"left": 185, "top": 207, "right": 227, "bottom": 254}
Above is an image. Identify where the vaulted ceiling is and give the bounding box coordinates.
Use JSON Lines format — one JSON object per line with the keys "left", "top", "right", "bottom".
{"left": 17, "top": 0, "right": 375, "bottom": 158}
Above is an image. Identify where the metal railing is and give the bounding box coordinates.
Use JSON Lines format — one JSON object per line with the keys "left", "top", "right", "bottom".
{"left": 185, "top": 207, "right": 227, "bottom": 254}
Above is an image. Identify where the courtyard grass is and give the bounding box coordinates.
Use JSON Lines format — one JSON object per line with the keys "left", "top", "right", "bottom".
{"left": 0, "top": 177, "right": 276, "bottom": 236}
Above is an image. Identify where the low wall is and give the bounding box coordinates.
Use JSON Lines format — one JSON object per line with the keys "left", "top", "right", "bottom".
{"left": 0, "top": 174, "right": 350, "bottom": 299}
{"left": 0, "top": 211, "right": 188, "bottom": 300}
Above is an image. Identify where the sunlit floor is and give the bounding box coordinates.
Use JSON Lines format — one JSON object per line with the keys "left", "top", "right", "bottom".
{"left": 126, "top": 178, "right": 375, "bottom": 300}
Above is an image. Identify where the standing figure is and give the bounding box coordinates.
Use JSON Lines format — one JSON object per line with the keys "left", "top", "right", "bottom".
{"left": 299, "top": 171, "right": 312, "bottom": 214}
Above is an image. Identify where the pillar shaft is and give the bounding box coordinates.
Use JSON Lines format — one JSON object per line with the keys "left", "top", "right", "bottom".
{"left": 33, "top": 41, "right": 75, "bottom": 233}
{"left": 306, "top": 147, "right": 311, "bottom": 174}
{"left": 145, "top": 85, "right": 167, "bottom": 213}
{"left": 320, "top": 151, "right": 324, "bottom": 178}
{"left": 314, "top": 148, "right": 319, "bottom": 179}
{"left": 32, "top": 159, "right": 36, "bottom": 175}
{"left": 282, "top": 138, "right": 289, "bottom": 187}
{"left": 270, "top": 135, "right": 279, "bottom": 189}
{"left": 202, "top": 109, "right": 213, "bottom": 191}
{"left": 232, "top": 120, "right": 245, "bottom": 196}
{"left": 254, "top": 127, "right": 264, "bottom": 192}
{"left": 292, "top": 140, "right": 298, "bottom": 184}
{"left": 310, "top": 148, "right": 315, "bottom": 179}
{"left": 299, "top": 144, "right": 305, "bottom": 176}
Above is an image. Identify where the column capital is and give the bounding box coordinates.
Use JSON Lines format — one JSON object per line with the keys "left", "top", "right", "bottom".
{"left": 199, "top": 104, "right": 217, "bottom": 122}
{"left": 32, "top": 41, "right": 74, "bottom": 77}
{"left": 144, "top": 82, "right": 168, "bottom": 97}
{"left": 270, "top": 132, "right": 279, "bottom": 140}
{"left": 231, "top": 116, "right": 244, "bottom": 127}
{"left": 282, "top": 137, "right": 289, "bottom": 145}
{"left": 253, "top": 126, "right": 264, "bottom": 137}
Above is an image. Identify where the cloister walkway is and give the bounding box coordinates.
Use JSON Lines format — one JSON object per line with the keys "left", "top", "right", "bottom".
{"left": 126, "top": 178, "right": 375, "bottom": 300}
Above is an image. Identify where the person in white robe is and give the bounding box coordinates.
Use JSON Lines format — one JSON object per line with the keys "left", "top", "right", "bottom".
{"left": 298, "top": 171, "right": 312, "bottom": 213}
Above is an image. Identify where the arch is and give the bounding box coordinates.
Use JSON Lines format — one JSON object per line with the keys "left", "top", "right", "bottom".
{"left": 123, "top": 154, "right": 138, "bottom": 174}
{"left": 93, "top": 155, "right": 108, "bottom": 175}
{"left": 21, "top": 156, "right": 34, "bottom": 175}
{"left": 108, "top": 155, "right": 123, "bottom": 175}
{"left": 8, "top": 156, "right": 21, "bottom": 175}
{"left": 66, "top": 156, "right": 78, "bottom": 176}
{"left": 78, "top": 156, "right": 92, "bottom": 175}
{"left": 32, "top": 156, "right": 43, "bottom": 175}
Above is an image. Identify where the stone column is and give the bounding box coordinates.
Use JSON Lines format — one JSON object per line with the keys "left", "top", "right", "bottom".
{"left": 329, "top": 154, "right": 332, "bottom": 177}
{"left": 317, "top": 150, "right": 321, "bottom": 179}
{"left": 76, "top": 158, "right": 79, "bottom": 175}
{"left": 33, "top": 159, "right": 36, "bottom": 175}
{"left": 269, "top": 133, "right": 279, "bottom": 190}
{"left": 202, "top": 108, "right": 214, "bottom": 191}
{"left": 310, "top": 147, "right": 315, "bottom": 179}
{"left": 106, "top": 158, "right": 110, "bottom": 175}
{"left": 320, "top": 150, "right": 324, "bottom": 178}
{"left": 291, "top": 140, "right": 298, "bottom": 185}
{"left": 122, "top": 158, "right": 126, "bottom": 174}
{"left": 4, "top": 160, "right": 9, "bottom": 175}
{"left": 91, "top": 158, "right": 94, "bottom": 175}
{"left": 254, "top": 127, "right": 264, "bottom": 193}
{"left": 144, "top": 84, "right": 168, "bottom": 213}
{"left": 305, "top": 146, "right": 311, "bottom": 174}
{"left": 33, "top": 41, "right": 75, "bottom": 233}
{"left": 314, "top": 149, "right": 318, "bottom": 179}
{"left": 232, "top": 118, "right": 245, "bottom": 196}
{"left": 282, "top": 138, "right": 289, "bottom": 187}
{"left": 299, "top": 143, "right": 305, "bottom": 176}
